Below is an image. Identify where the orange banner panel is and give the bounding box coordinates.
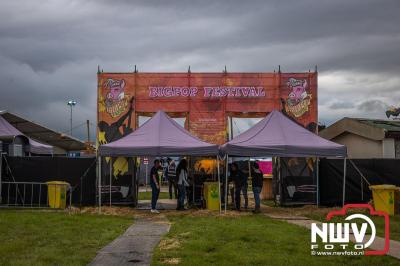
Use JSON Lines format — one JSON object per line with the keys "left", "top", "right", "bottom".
{"left": 97, "top": 72, "right": 318, "bottom": 145}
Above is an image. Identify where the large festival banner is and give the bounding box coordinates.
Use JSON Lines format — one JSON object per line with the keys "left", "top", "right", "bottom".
{"left": 97, "top": 72, "right": 318, "bottom": 146}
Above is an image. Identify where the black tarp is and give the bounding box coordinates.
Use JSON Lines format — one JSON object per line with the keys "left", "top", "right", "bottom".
{"left": 279, "top": 158, "right": 317, "bottom": 205}
{"left": 319, "top": 158, "right": 400, "bottom": 206}
{"left": 1, "top": 156, "right": 96, "bottom": 205}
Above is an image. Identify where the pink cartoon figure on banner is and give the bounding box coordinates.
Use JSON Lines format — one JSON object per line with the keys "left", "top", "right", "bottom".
{"left": 285, "top": 78, "right": 312, "bottom": 118}
{"left": 106, "top": 79, "right": 126, "bottom": 101}
{"left": 103, "top": 78, "right": 130, "bottom": 118}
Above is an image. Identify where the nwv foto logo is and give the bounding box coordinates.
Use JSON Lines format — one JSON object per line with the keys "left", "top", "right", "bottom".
{"left": 310, "top": 204, "right": 390, "bottom": 256}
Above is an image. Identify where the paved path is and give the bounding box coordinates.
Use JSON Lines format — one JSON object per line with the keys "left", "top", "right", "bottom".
{"left": 265, "top": 213, "right": 400, "bottom": 259}
{"left": 89, "top": 215, "right": 170, "bottom": 266}
{"left": 136, "top": 199, "right": 177, "bottom": 211}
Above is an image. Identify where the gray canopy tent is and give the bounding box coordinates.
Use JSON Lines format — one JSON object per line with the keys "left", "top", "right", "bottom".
{"left": 98, "top": 110, "right": 220, "bottom": 210}
{"left": 0, "top": 115, "right": 53, "bottom": 202}
{"left": 221, "top": 110, "right": 347, "bottom": 212}
{"left": 0, "top": 115, "right": 53, "bottom": 155}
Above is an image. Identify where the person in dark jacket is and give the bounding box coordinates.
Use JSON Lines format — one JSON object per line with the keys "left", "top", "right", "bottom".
{"left": 251, "top": 162, "right": 264, "bottom": 213}
{"left": 230, "top": 162, "right": 247, "bottom": 211}
{"left": 150, "top": 159, "right": 162, "bottom": 214}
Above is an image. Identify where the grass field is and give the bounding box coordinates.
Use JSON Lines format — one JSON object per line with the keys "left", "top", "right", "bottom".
{"left": 0, "top": 210, "right": 132, "bottom": 266}
{"left": 153, "top": 214, "right": 399, "bottom": 266}
{"left": 261, "top": 200, "right": 400, "bottom": 242}
{"left": 305, "top": 209, "right": 400, "bottom": 242}
{"left": 1, "top": 206, "right": 399, "bottom": 266}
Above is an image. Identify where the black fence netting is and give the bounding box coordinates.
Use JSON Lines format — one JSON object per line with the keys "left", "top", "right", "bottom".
{"left": 1, "top": 156, "right": 96, "bottom": 205}
{"left": 279, "top": 158, "right": 317, "bottom": 205}
{"left": 319, "top": 158, "right": 400, "bottom": 206}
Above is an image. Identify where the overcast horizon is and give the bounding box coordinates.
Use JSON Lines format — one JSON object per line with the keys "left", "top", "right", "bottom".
{"left": 1, "top": 0, "right": 399, "bottom": 141}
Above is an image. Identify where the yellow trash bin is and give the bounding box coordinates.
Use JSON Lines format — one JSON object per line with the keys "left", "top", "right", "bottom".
{"left": 47, "top": 181, "right": 70, "bottom": 209}
{"left": 369, "top": 185, "right": 400, "bottom": 216}
{"left": 203, "top": 182, "right": 220, "bottom": 211}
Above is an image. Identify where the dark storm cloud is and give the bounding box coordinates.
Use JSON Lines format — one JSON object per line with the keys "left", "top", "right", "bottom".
{"left": 0, "top": 0, "right": 399, "bottom": 140}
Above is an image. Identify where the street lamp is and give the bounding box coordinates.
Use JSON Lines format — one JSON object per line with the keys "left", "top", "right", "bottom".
{"left": 67, "top": 100, "right": 77, "bottom": 136}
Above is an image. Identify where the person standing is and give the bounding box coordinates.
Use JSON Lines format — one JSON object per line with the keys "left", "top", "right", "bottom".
{"left": 176, "top": 159, "right": 189, "bottom": 210}
{"left": 242, "top": 173, "right": 249, "bottom": 209}
{"left": 230, "top": 162, "right": 246, "bottom": 211}
{"left": 167, "top": 159, "right": 178, "bottom": 199}
{"left": 150, "top": 159, "right": 162, "bottom": 214}
{"left": 251, "top": 162, "right": 264, "bottom": 213}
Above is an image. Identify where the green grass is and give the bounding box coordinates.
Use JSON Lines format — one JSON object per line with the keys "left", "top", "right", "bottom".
{"left": 305, "top": 210, "right": 400, "bottom": 242}
{"left": 0, "top": 210, "right": 132, "bottom": 266}
{"left": 153, "top": 214, "right": 399, "bottom": 266}
{"left": 138, "top": 191, "right": 171, "bottom": 200}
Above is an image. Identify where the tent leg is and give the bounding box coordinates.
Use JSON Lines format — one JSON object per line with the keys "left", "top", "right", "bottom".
{"left": 361, "top": 173, "right": 363, "bottom": 202}
{"left": 248, "top": 158, "right": 251, "bottom": 209}
{"left": 98, "top": 156, "right": 102, "bottom": 213}
{"left": 0, "top": 153, "right": 2, "bottom": 204}
{"left": 133, "top": 157, "right": 138, "bottom": 207}
{"left": 0, "top": 153, "right": 3, "bottom": 204}
{"left": 225, "top": 155, "right": 229, "bottom": 214}
{"left": 316, "top": 157, "right": 319, "bottom": 207}
{"left": 342, "top": 157, "right": 347, "bottom": 207}
{"left": 248, "top": 158, "right": 252, "bottom": 179}
{"left": 277, "top": 157, "right": 281, "bottom": 205}
{"left": 109, "top": 157, "right": 112, "bottom": 207}
{"left": 191, "top": 157, "right": 194, "bottom": 208}
{"left": 217, "top": 156, "right": 221, "bottom": 214}
{"left": 135, "top": 157, "right": 139, "bottom": 206}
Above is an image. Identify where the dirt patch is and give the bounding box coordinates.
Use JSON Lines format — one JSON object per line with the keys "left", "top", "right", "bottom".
{"left": 68, "top": 202, "right": 349, "bottom": 222}
{"left": 160, "top": 258, "right": 181, "bottom": 265}
{"left": 259, "top": 204, "right": 377, "bottom": 220}
{"left": 159, "top": 237, "right": 181, "bottom": 251}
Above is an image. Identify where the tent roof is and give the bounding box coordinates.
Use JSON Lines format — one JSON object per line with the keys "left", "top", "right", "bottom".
{"left": 1, "top": 111, "right": 87, "bottom": 152}
{"left": 222, "top": 110, "right": 346, "bottom": 157}
{"left": 99, "top": 110, "right": 219, "bottom": 156}
{"left": 0, "top": 114, "right": 53, "bottom": 155}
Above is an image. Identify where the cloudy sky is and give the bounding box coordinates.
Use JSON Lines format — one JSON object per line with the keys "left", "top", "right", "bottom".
{"left": 0, "top": 0, "right": 399, "bottom": 140}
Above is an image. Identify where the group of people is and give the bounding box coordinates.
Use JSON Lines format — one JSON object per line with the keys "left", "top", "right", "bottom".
{"left": 229, "top": 162, "right": 264, "bottom": 213}
{"left": 150, "top": 158, "right": 264, "bottom": 214}
{"left": 150, "top": 158, "right": 189, "bottom": 213}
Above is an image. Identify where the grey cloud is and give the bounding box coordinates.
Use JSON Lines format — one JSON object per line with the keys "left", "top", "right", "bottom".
{"left": 357, "top": 100, "right": 389, "bottom": 112}
{"left": 0, "top": 0, "right": 399, "bottom": 139}
{"left": 329, "top": 101, "right": 355, "bottom": 110}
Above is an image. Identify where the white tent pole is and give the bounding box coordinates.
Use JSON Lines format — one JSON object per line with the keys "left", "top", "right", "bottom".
{"left": 277, "top": 157, "right": 281, "bottom": 205}
{"left": 109, "top": 157, "right": 112, "bottom": 207}
{"left": 191, "top": 157, "right": 195, "bottom": 206}
{"left": 225, "top": 155, "right": 229, "bottom": 214}
{"left": 217, "top": 155, "right": 221, "bottom": 214}
{"left": 0, "top": 153, "right": 3, "bottom": 204}
{"left": 361, "top": 174, "right": 364, "bottom": 202}
{"left": 342, "top": 157, "right": 347, "bottom": 207}
{"left": 248, "top": 157, "right": 252, "bottom": 178}
{"left": 98, "top": 155, "right": 102, "bottom": 213}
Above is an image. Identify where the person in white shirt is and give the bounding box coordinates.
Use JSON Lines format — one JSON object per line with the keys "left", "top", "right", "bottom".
{"left": 167, "top": 159, "right": 178, "bottom": 199}
{"left": 176, "top": 159, "right": 189, "bottom": 210}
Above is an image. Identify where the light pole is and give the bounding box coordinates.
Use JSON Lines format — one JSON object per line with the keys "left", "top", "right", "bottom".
{"left": 67, "top": 100, "right": 77, "bottom": 136}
